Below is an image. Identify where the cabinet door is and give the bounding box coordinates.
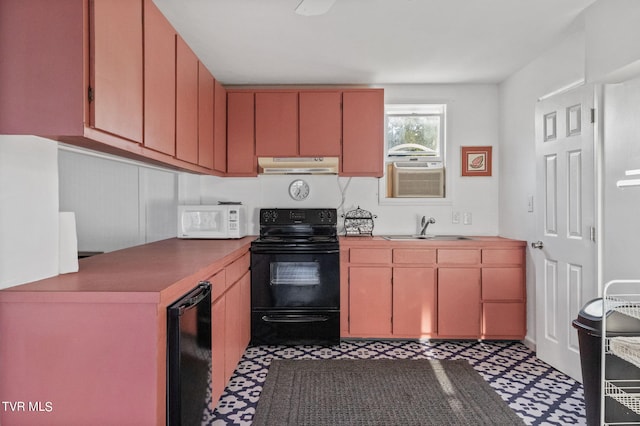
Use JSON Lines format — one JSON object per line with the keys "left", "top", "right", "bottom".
{"left": 483, "top": 302, "right": 525, "bottom": 338}
{"left": 0, "top": 1, "right": 84, "bottom": 135}
{"left": 393, "top": 267, "right": 436, "bottom": 338}
{"left": 224, "top": 282, "right": 241, "bottom": 383}
{"left": 239, "top": 272, "right": 251, "bottom": 349}
{"left": 255, "top": 92, "right": 298, "bottom": 156}
{"left": 211, "top": 295, "right": 226, "bottom": 408}
{"left": 143, "top": 0, "right": 175, "bottom": 155}
{"left": 299, "top": 91, "right": 341, "bottom": 156}
{"left": 213, "top": 80, "right": 227, "bottom": 173}
{"left": 438, "top": 268, "right": 481, "bottom": 337}
{"left": 348, "top": 267, "right": 392, "bottom": 337}
{"left": 482, "top": 268, "right": 525, "bottom": 300}
{"left": 176, "top": 36, "right": 199, "bottom": 164}
{"left": 342, "top": 90, "right": 384, "bottom": 176}
{"left": 227, "top": 92, "right": 256, "bottom": 175}
{"left": 198, "top": 62, "right": 214, "bottom": 169}
{"left": 92, "top": 0, "right": 143, "bottom": 143}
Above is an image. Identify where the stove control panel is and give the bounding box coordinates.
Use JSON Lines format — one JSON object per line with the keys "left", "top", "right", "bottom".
{"left": 260, "top": 208, "right": 336, "bottom": 225}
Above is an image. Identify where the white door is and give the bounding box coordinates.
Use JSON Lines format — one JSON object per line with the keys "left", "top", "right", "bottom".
{"left": 533, "top": 85, "right": 598, "bottom": 381}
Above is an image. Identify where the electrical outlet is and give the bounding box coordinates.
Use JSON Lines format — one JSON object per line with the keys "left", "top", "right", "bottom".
{"left": 463, "top": 212, "right": 472, "bottom": 225}
{"left": 451, "top": 211, "right": 460, "bottom": 224}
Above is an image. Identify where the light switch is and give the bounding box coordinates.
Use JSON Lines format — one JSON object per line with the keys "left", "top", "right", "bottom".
{"left": 463, "top": 212, "right": 472, "bottom": 225}
{"left": 452, "top": 211, "right": 460, "bottom": 224}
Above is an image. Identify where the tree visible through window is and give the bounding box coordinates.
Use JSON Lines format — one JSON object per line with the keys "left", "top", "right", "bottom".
{"left": 384, "top": 104, "right": 446, "bottom": 199}
{"left": 386, "top": 104, "right": 444, "bottom": 158}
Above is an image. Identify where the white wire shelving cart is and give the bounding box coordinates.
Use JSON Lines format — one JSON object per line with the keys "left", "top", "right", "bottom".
{"left": 602, "top": 280, "right": 640, "bottom": 425}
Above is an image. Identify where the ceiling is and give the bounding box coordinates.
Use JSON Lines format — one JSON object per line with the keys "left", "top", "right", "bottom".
{"left": 153, "top": 0, "right": 596, "bottom": 86}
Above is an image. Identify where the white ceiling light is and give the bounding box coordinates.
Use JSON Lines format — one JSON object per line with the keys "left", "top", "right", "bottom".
{"left": 295, "top": 0, "right": 337, "bottom": 16}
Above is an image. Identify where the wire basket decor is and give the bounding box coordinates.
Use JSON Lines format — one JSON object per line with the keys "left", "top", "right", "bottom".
{"left": 342, "top": 206, "right": 377, "bottom": 236}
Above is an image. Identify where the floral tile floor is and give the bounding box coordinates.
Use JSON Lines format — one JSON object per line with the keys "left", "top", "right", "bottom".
{"left": 202, "top": 340, "right": 585, "bottom": 425}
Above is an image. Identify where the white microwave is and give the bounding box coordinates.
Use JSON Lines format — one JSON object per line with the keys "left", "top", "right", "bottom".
{"left": 177, "top": 205, "right": 247, "bottom": 239}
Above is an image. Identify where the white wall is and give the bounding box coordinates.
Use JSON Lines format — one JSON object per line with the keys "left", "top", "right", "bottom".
{"left": 585, "top": 0, "right": 640, "bottom": 83}
{"left": 0, "top": 138, "right": 183, "bottom": 290}
{"left": 200, "top": 84, "right": 501, "bottom": 237}
{"left": 498, "top": 30, "right": 586, "bottom": 345}
{"left": 58, "top": 149, "right": 180, "bottom": 253}
{"left": 601, "top": 77, "right": 640, "bottom": 282}
{"left": 0, "top": 136, "right": 59, "bottom": 289}
{"left": 499, "top": 0, "right": 640, "bottom": 346}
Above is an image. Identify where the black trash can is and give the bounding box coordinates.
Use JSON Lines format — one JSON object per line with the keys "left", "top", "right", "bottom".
{"left": 573, "top": 298, "right": 640, "bottom": 426}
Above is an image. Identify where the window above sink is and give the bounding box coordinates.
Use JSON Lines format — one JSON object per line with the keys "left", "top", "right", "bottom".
{"left": 380, "top": 103, "right": 450, "bottom": 205}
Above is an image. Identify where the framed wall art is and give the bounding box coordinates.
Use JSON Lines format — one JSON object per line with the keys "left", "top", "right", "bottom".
{"left": 461, "top": 146, "right": 492, "bottom": 176}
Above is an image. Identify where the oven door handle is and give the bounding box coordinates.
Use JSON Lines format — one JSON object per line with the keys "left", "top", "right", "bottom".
{"left": 261, "top": 314, "right": 330, "bottom": 323}
{"left": 251, "top": 248, "right": 340, "bottom": 255}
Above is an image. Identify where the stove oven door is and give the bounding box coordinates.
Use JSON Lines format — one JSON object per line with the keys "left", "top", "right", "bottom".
{"left": 251, "top": 247, "right": 339, "bottom": 309}
{"left": 250, "top": 246, "right": 340, "bottom": 345}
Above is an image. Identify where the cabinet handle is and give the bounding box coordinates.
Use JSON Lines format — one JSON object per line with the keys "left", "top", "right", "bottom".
{"left": 531, "top": 241, "right": 544, "bottom": 249}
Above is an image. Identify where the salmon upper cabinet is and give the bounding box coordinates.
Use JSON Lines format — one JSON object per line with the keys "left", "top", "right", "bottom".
{"left": 342, "top": 90, "right": 385, "bottom": 177}
{"left": 144, "top": 0, "right": 176, "bottom": 156}
{"left": 91, "top": 0, "right": 143, "bottom": 144}
{"left": 198, "top": 63, "right": 215, "bottom": 169}
{"left": 231, "top": 88, "right": 381, "bottom": 176}
{"left": 0, "top": 0, "right": 223, "bottom": 175}
{"left": 227, "top": 92, "right": 257, "bottom": 176}
{"left": 176, "top": 37, "right": 199, "bottom": 165}
{"left": 213, "top": 80, "right": 228, "bottom": 173}
{"left": 0, "top": 0, "right": 143, "bottom": 141}
{"left": 255, "top": 92, "right": 299, "bottom": 157}
{"left": 254, "top": 91, "right": 343, "bottom": 157}
{"left": 299, "top": 91, "right": 342, "bottom": 157}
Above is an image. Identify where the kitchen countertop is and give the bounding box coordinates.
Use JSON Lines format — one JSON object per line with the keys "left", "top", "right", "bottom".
{"left": 0, "top": 237, "right": 255, "bottom": 305}
{"left": 340, "top": 235, "right": 526, "bottom": 247}
{"left": 1, "top": 235, "right": 524, "bottom": 304}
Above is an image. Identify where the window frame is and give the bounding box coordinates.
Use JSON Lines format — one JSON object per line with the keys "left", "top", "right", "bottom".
{"left": 379, "top": 103, "right": 452, "bottom": 205}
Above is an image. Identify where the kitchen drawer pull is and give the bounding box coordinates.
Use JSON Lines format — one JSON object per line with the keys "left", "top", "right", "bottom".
{"left": 261, "top": 314, "right": 329, "bottom": 323}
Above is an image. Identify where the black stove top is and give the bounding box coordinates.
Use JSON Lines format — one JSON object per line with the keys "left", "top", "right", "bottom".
{"left": 255, "top": 235, "right": 337, "bottom": 243}
{"left": 259, "top": 208, "right": 337, "bottom": 226}
{"left": 253, "top": 208, "right": 338, "bottom": 247}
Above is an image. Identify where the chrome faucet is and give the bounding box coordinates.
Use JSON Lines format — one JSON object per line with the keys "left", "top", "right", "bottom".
{"left": 419, "top": 216, "right": 436, "bottom": 236}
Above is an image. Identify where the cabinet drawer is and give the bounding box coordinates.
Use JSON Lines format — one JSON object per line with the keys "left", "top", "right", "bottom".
{"left": 482, "top": 302, "right": 525, "bottom": 338}
{"left": 209, "top": 270, "right": 226, "bottom": 301}
{"left": 349, "top": 248, "right": 391, "bottom": 264}
{"left": 226, "top": 251, "right": 250, "bottom": 287}
{"left": 437, "top": 249, "right": 480, "bottom": 265}
{"left": 482, "top": 248, "right": 524, "bottom": 265}
{"left": 393, "top": 248, "right": 436, "bottom": 264}
{"left": 482, "top": 268, "right": 524, "bottom": 300}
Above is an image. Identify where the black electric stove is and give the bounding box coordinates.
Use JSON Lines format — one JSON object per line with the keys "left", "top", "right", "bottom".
{"left": 250, "top": 208, "right": 340, "bottom": 346}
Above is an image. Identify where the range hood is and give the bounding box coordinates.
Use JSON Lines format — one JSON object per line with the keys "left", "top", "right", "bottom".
{"left": 258, "top": 157, "right": 339, "bottom": 174}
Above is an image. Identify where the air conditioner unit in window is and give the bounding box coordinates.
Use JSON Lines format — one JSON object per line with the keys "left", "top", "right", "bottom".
{"left": 392, "top": 162, "right": 444, "bottom": 197}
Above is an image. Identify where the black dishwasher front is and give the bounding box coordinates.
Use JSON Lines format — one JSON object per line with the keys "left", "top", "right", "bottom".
{"left": 167, "top": 281, "right": 212, "bottom": 426}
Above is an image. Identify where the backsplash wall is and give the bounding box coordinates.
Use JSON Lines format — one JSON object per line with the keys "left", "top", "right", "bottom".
{"left": 199, "top": 83, "right": 500, "bottom": 237}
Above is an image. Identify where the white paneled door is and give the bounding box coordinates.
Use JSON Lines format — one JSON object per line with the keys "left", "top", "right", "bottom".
{"left": 533, "top": 85, "right": 597, "bottom": 382}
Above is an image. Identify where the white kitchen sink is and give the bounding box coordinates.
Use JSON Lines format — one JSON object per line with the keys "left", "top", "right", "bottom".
{"left": 382, "top": 235, "right": 472, "bottom": 241}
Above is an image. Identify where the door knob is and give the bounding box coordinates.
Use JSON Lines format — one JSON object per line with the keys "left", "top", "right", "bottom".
{"left": 531, "top": 241, "right": 544, "bottom": 249}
